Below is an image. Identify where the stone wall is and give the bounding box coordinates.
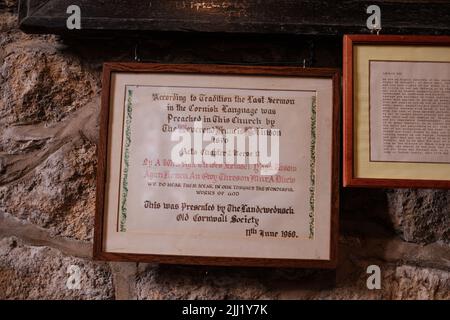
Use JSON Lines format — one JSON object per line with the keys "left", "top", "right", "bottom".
{"left": 0, "top": 2, "right": 449, "bottom": 300}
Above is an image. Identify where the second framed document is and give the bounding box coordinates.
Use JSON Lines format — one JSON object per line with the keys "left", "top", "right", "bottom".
{"left": 344, "top": 35, "right": 450, "bottom": 188}
{"left": 95, "top": 64, "right": 340, "bottom": 268}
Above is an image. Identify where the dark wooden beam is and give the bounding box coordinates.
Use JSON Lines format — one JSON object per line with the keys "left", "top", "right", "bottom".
{"left": 18, "top": 0, "right": 450, "bottom": 37}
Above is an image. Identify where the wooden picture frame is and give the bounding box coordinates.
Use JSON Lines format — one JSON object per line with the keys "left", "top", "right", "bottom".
{"left": 94, "top": 63, "right": 340, "bottom": 268}
{"left": 343, "top": 35, "right": 450, "bottom": 189}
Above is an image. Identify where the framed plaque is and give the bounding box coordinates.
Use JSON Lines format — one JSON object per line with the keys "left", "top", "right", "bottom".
{"left": 343, "top": 35, "right": 450, "bottom": 188}
{"left": 94, "top": 63, "right": 340, "bottom": 268}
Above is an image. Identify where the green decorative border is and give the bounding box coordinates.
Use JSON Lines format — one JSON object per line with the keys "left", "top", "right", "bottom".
{"left": 119, "top": 88, "right": 134, "bottom": 232}
{"left": 309, "top": 95, "right": 317, "bottom": 239}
